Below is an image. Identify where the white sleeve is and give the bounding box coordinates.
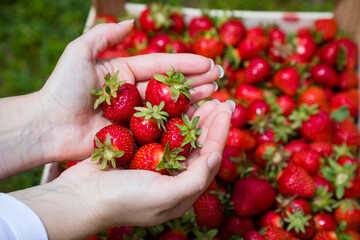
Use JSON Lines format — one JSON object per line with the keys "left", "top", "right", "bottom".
{"left": 0, "top": 193, "right": 48, "bottom": 240}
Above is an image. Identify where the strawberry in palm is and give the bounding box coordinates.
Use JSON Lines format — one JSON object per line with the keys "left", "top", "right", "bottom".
{"left": 130, "top": 101, "right": 169, "bottom": 146}
{"left": 160, "top": 114, "right": 202, "bottom": 158}
{"left": 129, "top": 142, "right": 185, "bottom": 175}
{"left": 91, "top": 71, "right": 142, "bottom": 125}
{"left": 145, "top": 67, "right": 194, "bottom": 118}
{"left": 91, "top": 124, "right": 135, "bottom": 169}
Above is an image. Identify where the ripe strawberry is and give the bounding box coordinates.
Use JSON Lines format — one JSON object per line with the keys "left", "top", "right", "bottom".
{"left": 149, "top": 33, "right": 171, "bottom": 52}
{"left": 284, "top": 210, "right": 316, "bottom": 239}
{"left": 344, "top": 176, "right": 360, "bottom": 199}
{"left": 231, "top": 177, "right": 276, "bottom": 217}
{"left": 263, "top": 226, "right": 293, "bottom": 240}
{"left": 91, "top": 71, "right": 142, "bottom": 125}
{"left": 254, "top": 142, "right": 279, "bottom": 168}
{"left": 246, "top": 26, "right": 265, "bottom": 38}
{"left": 231, "top": 104, "right": 248, "bottom": 128}
{"left": 253, "top": 130, "right": 276, "bottom": 145}
{"left": 122, "top": 29, "right": 149, "bottom": 50}
{"left": 219, "top": 19, "right": 246, "bottom": 46}
{"left": 65, "top": 160, "right": 81, "bottom": 169}
{"left": 273, "top": 67, "right": 300, "bottom": 96}
{"left": 247, "top": 99, "right": 270, "bottom": 121}
{"left": 277, "top": 165, "right": 316, "bottom": 198}
{"left": 86, "top": 237, "right": 102, "bottom": 240}
{"left": 241, "top": 57, "right": 271, "bottom": 84}
{"left": 129, "top": 142, "right": 185, "bottom": 175}
{"left": 95, "top": 14, "right": 118, "bottom": 24}
{"left": 301, "top": 111, "right": 334, "bottom": 142}
{"left": 295, "top": 35, "right": 317, "bottom": 61}
{"left": 145, "top": 67, "right": 194, "bottom": 118}
{"left": 314, "top": 18, "right": 338, "bottom": 42}
{"left": 226, "top": 127, "right": 256, "bottom": 152}
{"left": 289, "top": 150, "right": 321, "bottom": 175}
{"left": 106, "top": 226, "right": 132, "bottom": 240}
{"left": 217, "top": 146, "right": 240, "bottom": 183}
{"left": 166, "top": 40, "right": 191, "bottom": 53}
{"left": 333, "top": 118, "right": 360, "bottom": 147}
{"left": 234, "top": 84, "right": 264, "bottom": 105}
{"left": 259, "top": 211, "right": 283, "bottom": 228}
{"left": 97, "top": 46, "right": 131, "bottom": 59}
{"left": 158, "top": 231, "right": 188, "bottom": 240}
{"left": 276, "top": 95, "right": 295, "bottom": 116}
{"left": 236, "top": 36, "right": 269, "bottom": 61}
{"left": 314, "top": 213, "right": 337, "bottom": 231}
{"left": 336, "top": 38, "right": 358, "bottom": 71}
{"left": 211, "top": 89, "right": 231, "bottom": 102}
{"left": 309, "top": 142, "right": 334, "bottom": 157}
{"left": 193, "top": 29, "right": 224, "bottom": 59}
{"left": 269, "top": 27, "right": 286, "bottom": 44}
{"left": 331, "top": 89, "right": 359, "bottom": 118}
{"left": 316, "top": 40, "right": 339, "bottom": 66}
{"left": 217, "top": 215, "right": 254, "bottom": 238}
{"left": 92, "top": 124, "right": 135, "bottom": 169}
{"left": 311, "top": 63, "right": 339, "bottom": 88}
{"left": 130, "top": 101, "right": 169, "bottom": 146}
{"left": 193, "top": 192, "right": 224, "bottom": 229}
{"left": 283, "top": 140, "right": 309, "bottom": 158}
{"left": 313, "top": 174, "right": 335, "bottom": 193}
{"left": 169, "top": 12, "right": 185, "bottom": 34}
{"left": 282, "top": 198, "right": 312, "bottom": 217}
{"left": 312, "top": 231, "right": 338, "bottom": 240}
{"left": 160, "top": 115, "right": 202, "bottom": 158}
{"left": 139, "top": 4, "right": 171, "bottom": 32}
{"left": 298, "top": 86, "right": 330, "bottom": 112}
{"left": 188, "top": 16, "right": 214, "bottom": 37}
{"left": 135, "top": 44, "right": 162, "bottom": 55}
{"left": 339, "top": 70, "right": 359, "bottom": 90}
{"left": 338, "top": 156, "right": 360, "bottom": 173}
{"left": 243, "top": 230, "right": 266, "bottom": 240}
{"left": 334, "top": 200, "right": 360, "bottom": 231}
{"left": 344, "top": 230, "right": 360, "bottom": 240}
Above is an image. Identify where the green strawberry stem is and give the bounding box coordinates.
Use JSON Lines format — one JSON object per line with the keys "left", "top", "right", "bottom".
{"left": 283, "top": 209, "right": 311, "bottom": 234}
{"left": 134, "top": 101, "right": 169, "bottom": 130}
{"left": 156, "top": 142, "right": 186, "bottom": 175}
{"left": 289, "top": 104, "right": 319, "bottom": 130}
{"left": 311, "top": 186, "right": 336, "bottom": 213}
{"left": 176, "top": 114, "right": 202, "bottom": 151}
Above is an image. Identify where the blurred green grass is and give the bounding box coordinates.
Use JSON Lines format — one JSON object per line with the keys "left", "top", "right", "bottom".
{"left": 0, "top": 0, "right": 334, "bottom": 193}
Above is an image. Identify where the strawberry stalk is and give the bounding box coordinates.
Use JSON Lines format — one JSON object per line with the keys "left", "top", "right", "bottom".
{"left": 156, "top": 142, "right": 186, "bottom": 174}
{"left": 176, "top": 114, "right": 202, "bottom": 150}
{"left": 133, "top": 101, "right": 169, "bottom": 130}
{"left": 284, "top": 209, "right": 311, "bottom": 234}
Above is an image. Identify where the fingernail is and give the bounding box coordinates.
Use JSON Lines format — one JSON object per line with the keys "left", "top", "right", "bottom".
{"left": 118, "top": 19, "right": 135, "bottom": 24}
{"left": 212, "top": 99, "right": 220, "bottom": 104}
{"left": 224, "top": 109, "right": 233, "bottom": 116}
{"left": 216, "top": 65, "right": 224, "bottom": 78}
{"left": 209, "top": 58, "right": 214, "bottom": 70}
{"left": 207, "top": 152, "right": 222, "bottom": 170}
{"left": 226, "top": 100, "right": 236, "bottom": 112}
{"left": 213, "top": 81, "right": 218, "bottom": 92}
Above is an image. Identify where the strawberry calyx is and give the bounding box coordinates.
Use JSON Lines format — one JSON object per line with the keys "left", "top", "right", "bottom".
{"left": 283, "top": 209, "right": 311, "bottom": 234}
{"left": 322, "top": 158, "right": 357, "bottom": 199}
{"left": 264, "top": 146, "right": 289, "bottom": 181}
{"left": 91, "top": 133, "right": 125, "bottom": 170}
{"left": 193, "top": 229, "right": 218, "bottom": 240}
{"left": 149, "top": 3, "right": 172, "bottom": 30}
{"left": 289, "top": 104, "right": 319, "bottom": 129}
{"left": 176, "top": 114, "right": 202, "bottom": 150}
{"left": 156, "top": 142, "right": 186, "bottom": 174}
{"left": 153, "top": 66, "right": 195, "bottom": 102}
{"left": 330, "top": 106, "right": 351, "bottom": 123}
{"left": 311, "top": 186, "right": 336, "bottom": 213}
{"left": 333, "top": 143, "right": 356, "bottom": 160}
{"left": 90, "top": 71, "right": 125, "bottom": 109}
{"left": 133, "top": 101, "right": 169, "bottom": 130}
{"left": 334, "top": 199, "right": 360, "bottom": 214}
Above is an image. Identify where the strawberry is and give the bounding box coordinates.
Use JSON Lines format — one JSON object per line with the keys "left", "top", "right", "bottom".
{"left": 241, "top": 57, "right": 271, "bottom": 84}
{"left": 336, "top": 38, "right": 358, "bottom": 71}
{"left": 166, "top": 40, "right": 191, "bottom": 53}
{"left": 263, "top": 226, "right": 293, "bottom": 240}
{"left": 122, "top": 29, "right": 149, "bottom": 50}
{"left": 158, "top": 231, "right": 188, "bottom": 240}
{"left": 301, "top": 111, "right": 334, "bottom": 142}
{"left": 145, "top": 67, "right": 194, "bottom": 118}
{"left": 193, "top": 192, "right": 224, "bottom": 229}
{"left": 234, "top": 84, "right": 264, "bottom": 105}
{"left": 289, "top": 150, "right": 321, "bottom": 175}
{"left": 295, "top": 35, "right": 317, "bottom": 61}
{"left": 106, "top": 226, "right": 132, "bottom": 240}
{"left": 243, "top": 230, "right": 266, "bottom": 240}
{"left": 217, "top": 146, "right": 240, "bottom": 183}
{"left": 311, "top": 63, "right": 339, "bottom": 88}
{"left": 169, "top": 12, "right": 185, "bottom": 34}
{"left": 277, "top": 165, "right": 316, "bottom": 198}
{"left": 338, "top": 156, "right": 360, "bottom": 173}
{"left": 226, "top": 127, "right": 256, "bottom": 152}
{"left": 312, "top": 231, "right": 338, "bottom": 240}
{"left": 231, "top": 177, "right": 276, "bottom": 217}
{"left": 130, "top": 101, "right": 169, "bottom": 146}
{"left": 314, "top": 213, "right": 337, "bottom": 231}
{"left": 344, "top": 176, "right": 360, "bottom": 199}
{"left": 253, "top": 130, "right": 276, "bottom": 145}
{"left": 314, "top": 18, "right": 338, "bottom": 42}
{"left": 236, "top": 36, "right": 269, "bottom": 61}
{"left": 86, "top": 237, "right": 102, "bottom": 240}
{"left": 91, "top": 124, "right": 135, "bottom": 169}
{"left": 139, "top": 4, "right": 171, "bottom": 32}
{"left": 217, "top": 215, "right": 254, "bottom": 238}
{"left": 298, "top": 86, "right": 330, "bottom": 112}
{"left": 97, "top": 46, "right": 131, "bottom": 59}
{"left": 282, "top": 198, "right": 312, "bottom": 217}
{"left": 284, "top": 210, "right": 316, "bottom": 239}
{"left": 129, "top": 142, "right": 186, "bottom": 175}
{"left": 246, "top": 26, "right": 265, "bottom": 38}
{"left": 193, "top": 29, "right": 225, "bottom": 59}
{"left": 65, "top": 160, "right": 81, "bottom": 169}
{"left": 211, "top": 89, "right": 231, "bottom": 102}
{"left": 95, "top": 14, "right": 118, "bottom": 24}
{"left": 344, "top": 230, "right": 360, "bottom": 240}
{"left": 149, "top": 33, "right": 171, "bottom": 52}
{"left": 231, "top": 104, "right": 248, "bottom": 128}
{"left": 276, "top": 95, "right": 295, "bottom": 116}
{"left": 254, "top": 142, "right": 278, "bottom": 168}
{"left": 339, "top": 70, "right": 359, "bottom": 90}
{"left": 259, "top": 211, "right": 283, "bottom": 228}
{"left": 160, "top": 115, "right": 202, "bottom": 158}
{"left": 247, "top": 99, "right": 270, "bottom": 121}
{"left": 188, "top": 16, "right": 214, "bottom": 37}
{"left": 331, "top": 89, "right": 359, "bottom": 118}
{"left": 91, "top": 71, "right": 142, "bottom": 125}
{"left": 219, "top": 19, "right": 246, "bottom": 46}
{"left": 283, "top": 140, "right": 309, "bottom": 158}
{"left": 309, "top": 142, "right": 334, "bottom": 157}
{"left": 313, "top": 174, "right": 335, "bottom": 193}
{"left": 334, "top": 200, "right": 360, "bottom": 231}
{"left": 135, "top": 44, "right": 162, "bottom": 55}
{"left": 273, "top": 67, "right": 300, "bottom": 96}
{"left": 316, "top": 40, "right": 339, "bottom": 66}
{"left": 333, "top": 118, "right": 360, "bottom": 147}
{"left": 269, "top": 27, "right": 286, "bottom": 44}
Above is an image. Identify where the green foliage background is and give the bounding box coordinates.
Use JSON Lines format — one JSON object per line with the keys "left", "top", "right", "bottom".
{"left": 0, "top": 0, "right": 334, "bottom": 192}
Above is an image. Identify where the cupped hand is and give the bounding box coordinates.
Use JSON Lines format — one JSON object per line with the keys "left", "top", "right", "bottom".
{"left": 38, "top": 21, "right": 221, "bottom": 163}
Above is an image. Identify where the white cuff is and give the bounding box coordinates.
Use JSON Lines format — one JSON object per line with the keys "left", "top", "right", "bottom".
{"left": 0, "top": 193, "right": 48, "bottom": 240}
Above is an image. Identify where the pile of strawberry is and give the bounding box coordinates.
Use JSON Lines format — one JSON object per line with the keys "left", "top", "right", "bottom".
{"left": 81, "top": 3, "right": 360, "bottom": 240}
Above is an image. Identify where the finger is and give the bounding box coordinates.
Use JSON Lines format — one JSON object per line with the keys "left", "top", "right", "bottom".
{"left": 189, "top": 100, "right": 217, "bottom": 126}
{"left": 120, "top": 53, "right": 213, "bottom": 81}
{"left": 71, "top": 21, "right": 135, "bottom": 59}
{"left": 187, "top": 65, "right": 223, "bottom": 87}
{"left": 190, "top": 83, "right": 217, "bottom": 104}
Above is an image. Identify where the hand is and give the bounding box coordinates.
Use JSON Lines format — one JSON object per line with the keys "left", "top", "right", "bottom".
{"left": 10, "top": 100, "right": 233, "bottom": 240}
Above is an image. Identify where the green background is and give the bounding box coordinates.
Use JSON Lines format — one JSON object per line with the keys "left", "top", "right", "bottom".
{"left": 0, "top": 0, "right": 334, "bottom": 192}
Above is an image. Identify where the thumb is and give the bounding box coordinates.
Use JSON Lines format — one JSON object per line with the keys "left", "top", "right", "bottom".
{"left": 73, "top": 20, "right": 134, "bottom": 59}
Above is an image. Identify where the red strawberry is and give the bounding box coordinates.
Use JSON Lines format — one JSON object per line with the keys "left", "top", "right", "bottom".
{"left": 244, "top": 230, "right": 266, "bottom": 240}
{"left": 95, "top": 14, "right": 118, "bottom": 24}
{"left": 336, "top": 38, "right": 358, "bottom": 71}
{"left": 277, "top": 165, "right": 316, "bottom": 198}
{"left": 193, "top": 30, "right": 225, "bottom": 59}
{"left": 338, "top": 156, "right": 360, "bottom": 173}
{"left": 92, "top": 124, "right": 135, "bottom": 169}
{"left": 231, "top": 104, "right": 248, "bottom": 128}
{"left": 298, "top": 86, "right": 331, "bottom": 112}
{"left": 122, "top": 29, "right": 149, "bottom": 50}
{"left": 135, "top": 44, "right": 162, "bottom": 55}
{"left": 234, "top": 84, "right": 264, "bottom": 105}
{"left": 246, "top": 26, "right": 265, "bottom": 38}
{"left": 86, "top": 237, "right": 102, "bottom": 240}
{"left": 231, "top": 177, "right": 276, "bottom": 217}
{"left": 314, "top": 213, "right": 337, "bottom": 232}
{"left": 188, "top": 16, "right": 214, "bottom": 37}
{"left": 254, "top": 142, "right": 277, "bottom": 168}
{"left": 253, "top": 130, "right": 276, "bottom": 145}
{"left": 193, "top": 192, "right": 224, "bottom": 229}
{"left": 276, "top": 95, "right": 296, "bottom": 116}
{"left": 106, "top": 226, "right": 132, "bottom": 240}
{"left": 169, "top": 12, "right": 185, "bottom": 34}
{"left": 65, "top": 160, "right": 81, "bottom": 169}
{"left": 313, "top": 174, "right": 335, "bottom": 193}
{"left": 160, "top": 115, "right": 201, "bottom": 158}
{"left": 226, "top": 127, "right": 256, "bottom": 152}
{"left": 259, "top": 211, "right": 283, "bottom": 228}
{"left": 269, "top": 28, "right": 286, "bottom": 44}
{"left": 149, "top": 33, "right": 171, "bottom": 52}
{"left": 97, "top": 46, "right": 131, "bottom": 59}
{"left": 129, "top": 142, "right": 185, "bottom": 175}
{"left": 339, "top": 70, "right": 359, "bottom": 90}
{"left": 309, "top": 142, "right": 333, "bottom": 157}
{"left": 331, "top": 89, "right": 359, "bottom": 118}
{"left": 145, "top": 67, "right": 194, "bottom": 118}
{"left": 312, "top": 231, "right": 338, "bottom": 240}
{"left": 263, "top": 226, "right": 293, "bottom": 240}
{"left": 273, "top": 67, "right": 300, "bottom": 96}
{"left": 211, "top": 89, "right": 231, "bottom": 102}
{"left": 158, "top": 231, "right": 188, "bottom": 240}
{"left": 314, "top": 18, "right": 338, "bottom": 42}
{"left": 316, "top": 40, "right": 339, "bottom": 66}
{"left": 334, "top": 200, "right": 360, "bottom": 231}
{"left": 344, "top": 176, "right": 360, "bottom": 199}
{"left": 282, "top": 199, "right": 312, "bottom": 216}
{"left": 91, "top": 71, "right": 142, "bottom": 125}
{"left": 289, "top": 150, "right": 321, "bottom": 175}
{"left": 139, "top": 4, "right": 171, "bottom": 32}
{"left": 130, "top": 101, "right": 168, "bottom": 146}
{"left": 301, "top": 111, "right": 334, "bottom": 142}
{"left": 217, "top": 215, "right": 254, "bottom": 238}
{"left": 236, "top": 36, "right": 269, "bottom": 61}
{"left": 333, "top": 118, "right": 360, "bottom": 147}
{"left": 284, "top": 210, "right": 316, "bottom": 239}
{"left": 344, "top": 230, "right": 360, "bottom": 240}
{"left": 241, "top": 57, "right": 271, "bottom": 84}
{"left": 295, "top": 35, "right": 317, "bottom": 61}
{"left": 166, "top": 40, "right": 191, "bottom": 53}
{"left": 247, "top": 99, "right": 270, "bottom": 121}
{"left": 217, "top": 146, "right": 240, "bottom": 183}
{"left": 219, "top": 19, "right": 246, "bottom": 46}
{"left": 311, "top": 63, "right": 339, "bottom": 88}
{"left": 283, "top": 140, "right": 309, "bottom": 158}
